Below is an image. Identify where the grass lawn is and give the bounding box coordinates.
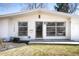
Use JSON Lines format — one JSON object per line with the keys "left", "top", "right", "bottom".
{"left": 0, "top": 45, "right": 79, "bottom": 56}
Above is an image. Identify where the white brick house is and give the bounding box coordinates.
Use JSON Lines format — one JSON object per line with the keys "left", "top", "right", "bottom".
{"left": 0, "top": 9, "right": 79, "bottom": 41}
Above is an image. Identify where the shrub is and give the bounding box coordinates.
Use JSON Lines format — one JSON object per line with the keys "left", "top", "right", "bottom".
{"left": 10, "top": 37, "right": 20, "bottom": 43}
{"left": 0, "top": 38, "right": 5, "bottom": 48}
{"left": 0, "top": 38, "right": 3, "bottom": 44}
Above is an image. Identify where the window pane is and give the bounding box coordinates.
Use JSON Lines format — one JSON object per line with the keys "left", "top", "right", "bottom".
{"left": 47, "top": 22, "right": 55, "bottom": 26}
{"left": 47, "top": 27, "right": 55, "bottom": 32}
{"left": 19, "top": 27, "right": 27, "bottom": 31}
{"left": 19, "top": 32, "right": 27, "bottom": 36}
{"left": 57, "top": 22, "right": 65, "bottom": 26}
{"left": 19, "top": 22, "right": 27, "bottom": 26}
{"left": 46, "top": 22, "right": 55, "bottom": 36}
{"left": 57, "top": 27, "right": 65, "bottom": 36}
{"left": 47, "top": 32, "right": 55, "bottom": 36}
{"left": 57, "top": 32, "right": 65, "bottom": 36}
{"left": 57, "top": 27, "right": 65, "bottom": 32}
{"left": 18, "top": 22, "right": 28, "bottom": 36}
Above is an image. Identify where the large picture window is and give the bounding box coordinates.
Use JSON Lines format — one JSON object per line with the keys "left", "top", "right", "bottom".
{"left": 18, "top": 22, "right": 28, "bottom": 36}
{"left": 46, "top": 22, "right": 66, "bottom": 36}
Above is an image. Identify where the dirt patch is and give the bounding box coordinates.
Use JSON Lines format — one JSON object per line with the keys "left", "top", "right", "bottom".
{"left": 0, "top": 42, "right": 26, "bottom": 52}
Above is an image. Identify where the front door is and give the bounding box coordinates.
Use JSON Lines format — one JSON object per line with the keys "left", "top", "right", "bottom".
{"left": 36, "top": 22, "right": 43, "bottom": 38}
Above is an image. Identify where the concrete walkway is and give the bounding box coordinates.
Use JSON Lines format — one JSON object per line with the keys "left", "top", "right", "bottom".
{"left": 29, "top": 39, "right": 79, "bottom": 44}
{"left": 29, "top": 39, "right": 76, "bottom": 42}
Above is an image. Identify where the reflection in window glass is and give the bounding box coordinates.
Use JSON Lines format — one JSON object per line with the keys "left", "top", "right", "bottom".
{"left": 47, "top": 22, "right": 55, "bottom": 26}
{"left": 57, "top": 22, "right": 65, "bottom": 26}
{"left": 47, "top": 27, "right": 55, "bottom": 32}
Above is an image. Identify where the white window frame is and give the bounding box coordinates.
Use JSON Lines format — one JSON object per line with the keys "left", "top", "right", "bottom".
{"left": 18, "top": 22, "right": 28, "bottom": 36}
{"left": 46, "top": 22, "right": 66, "bottom": 36}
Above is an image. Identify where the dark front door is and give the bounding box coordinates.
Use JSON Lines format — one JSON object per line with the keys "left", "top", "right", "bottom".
{"left": 36, "top": 22, "right": 43, "bottom": 38}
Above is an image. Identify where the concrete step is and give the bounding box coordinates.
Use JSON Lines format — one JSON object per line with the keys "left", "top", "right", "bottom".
{"left": 29, "top": 42, "right": 79, "bottom": 45}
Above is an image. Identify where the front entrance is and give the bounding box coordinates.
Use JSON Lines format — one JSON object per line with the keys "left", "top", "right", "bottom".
{"left": 36, "top": 22, "right": 43, "bottom": 38}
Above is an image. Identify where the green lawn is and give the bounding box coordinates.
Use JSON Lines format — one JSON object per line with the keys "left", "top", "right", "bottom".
{"left": 0, "top": 45, "right": 79, "bottom": 56}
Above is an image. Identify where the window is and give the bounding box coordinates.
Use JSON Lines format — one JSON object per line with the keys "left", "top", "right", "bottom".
{"left": 18, "top": 22, "right": 28, "bottom": 36}
{"left": 46, "top": 22, "right": 66, "bottom": 36}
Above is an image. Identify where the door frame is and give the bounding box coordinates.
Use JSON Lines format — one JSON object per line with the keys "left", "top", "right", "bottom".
{"left": 35, "top": 22, "right": 43, "bottom": 39}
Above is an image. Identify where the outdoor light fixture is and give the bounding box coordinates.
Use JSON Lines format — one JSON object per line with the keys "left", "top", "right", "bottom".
{"left": 38, "top": 15, "right": 41, "bottom": 19}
